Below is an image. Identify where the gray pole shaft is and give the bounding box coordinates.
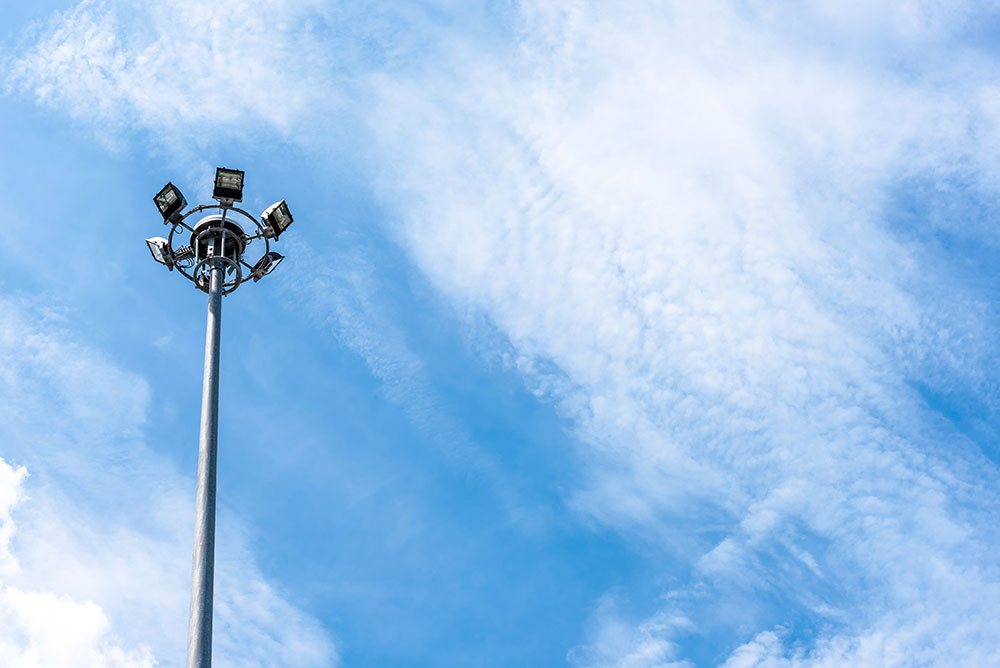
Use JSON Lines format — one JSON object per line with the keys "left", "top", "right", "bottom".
{"left": 187, "top": 262, "right": 224, "bottom": 668}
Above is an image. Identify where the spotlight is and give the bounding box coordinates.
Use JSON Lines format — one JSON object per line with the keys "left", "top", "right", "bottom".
{"left": 154, "top": 182, "right": 186, "bottom": 222}
{"left": 252, "top": 252, "right": 284, "bottom": 281}
{"left": 261, "top": 200, "right": 293, "bottom": 240}
{"left": 145, "top": 237, "right": 173, "bottom": 269}
{"left": 213, "top": 167, "right": 244, "bottom": 203}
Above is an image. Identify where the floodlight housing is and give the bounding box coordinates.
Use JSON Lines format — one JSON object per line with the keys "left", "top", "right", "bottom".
{"left": 261, "top": 200, "right": 293, "bottom": 240}
{"left": 154, "top": 182, "right": 186, "bottom": 222}
{"left": 146, "top": 237, "right": 173, "bottom": 269}
{"left": 252, "top": 252, "right": 284, "bottom": 281}
{"left": 213, "top": 167, "right": 244, "bottom": 203}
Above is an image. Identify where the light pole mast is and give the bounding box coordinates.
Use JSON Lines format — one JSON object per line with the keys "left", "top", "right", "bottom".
{"left": 188, "top": 255, "right": 223, "bottom": 667}
{"left": 145, "top": 168, "right": 295, "bottom": 668}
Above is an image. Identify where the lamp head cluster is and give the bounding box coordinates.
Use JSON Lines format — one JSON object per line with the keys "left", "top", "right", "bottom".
{"left": 145, "top": 168, "right": 293, "bottom": 294}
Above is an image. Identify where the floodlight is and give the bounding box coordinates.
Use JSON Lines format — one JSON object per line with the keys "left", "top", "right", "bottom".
{"left": 145, "top": 237, "right": 173, "bottom": 269}
{"left": 261, "top": 200, "right": 293, "bottom": 239}
{"left": 252, "top": 252, "right": 284, "bottom": 281}
{"left": 213, "top": 167, "right": 244, "bottom": 203}
{"left": 154, "top": 182, "right": 186, "bottom": 222}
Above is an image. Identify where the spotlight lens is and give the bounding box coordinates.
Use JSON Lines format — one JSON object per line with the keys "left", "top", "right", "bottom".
{"left": 261, "top": 200, "right": 294, "bottom": 239}
{"left": 156, "top": 188, "right": 177, "bottom": 208}
{"left": 265, "top": 252, "right": 284, "bottom": 273}
{"left": 252, "top": 251, "right": 284, "bottom": 281}
{"left": 217, "top": 172, "right": 241, "bottom": 189}
{"left": 213, "top": 167, "right": 245, "bottom": 202}
{"left": 273, "top": 202, "right": 291, "bottom": 226}
{"left": 154, "top": 182, "right": 186, "bottom": 221}
{"left": 146, "top": 237, "right": 170, "bottom": 265}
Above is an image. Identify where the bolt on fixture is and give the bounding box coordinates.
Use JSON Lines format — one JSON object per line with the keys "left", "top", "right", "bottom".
{"left": 144, "top": 167, "right": 294, "bottom": 668}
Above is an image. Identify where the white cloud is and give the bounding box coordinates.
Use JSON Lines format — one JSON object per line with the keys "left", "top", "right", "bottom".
{"left": 0, "top": 458, "right": 26, "bottom": 578}
{"left": 364, "top": 1, "right": 1000, "bottom": 665}
{"left": 568, "top": 596, "right": 694, "bottom": 668}
{"left": 0, "top": 297, "right": 337, "bottom": 667}
{"left": 0, "top": 456, "right": 155, "bottom": 668}
{"left": 4, "top": 0, "right": 341, "bottom": 159}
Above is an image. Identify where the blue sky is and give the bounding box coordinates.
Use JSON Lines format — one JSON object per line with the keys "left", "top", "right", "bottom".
{"left": 1, "top": 1, "right": 1000, "bottom": 666}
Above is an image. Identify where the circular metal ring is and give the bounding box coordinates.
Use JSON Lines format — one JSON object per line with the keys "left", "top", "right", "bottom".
{"left": 164, "top": 203, "right": 272, "bottom": 296}
{"left": 192, "top": 256, "right": 243, "bottom": 295}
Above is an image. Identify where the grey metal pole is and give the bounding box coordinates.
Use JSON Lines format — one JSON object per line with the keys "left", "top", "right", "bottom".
{"left": 187, "top": 260, "right": 224, "bottom": 668}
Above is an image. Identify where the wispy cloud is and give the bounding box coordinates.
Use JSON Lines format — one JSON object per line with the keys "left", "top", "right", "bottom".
{"left": 275, "top": 236, "right": 554, "bottom": 533}
{"left": 364, "top": 1, "right": 1000, "bottom": 664}
{"left": 568, "top": 595, "right": 694, "bottom": 668}
{"left": 4, "top": 0, "right": 341, "bottom": 154}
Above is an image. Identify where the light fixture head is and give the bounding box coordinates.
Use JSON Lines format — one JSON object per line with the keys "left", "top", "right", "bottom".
{"left": 261, "top": 200, "right": 293, "bottom": 240}
{"left": 213, "top": 167, "right": 244, "bottom": 203}
{"left": 154, "top": 182, "right": 186, "bottom": 222}
{"left": 252, "top": 252, "right": 285, "bottom": 281}
{"left": 145, "top": 237, "right": 173, "bottom": 270}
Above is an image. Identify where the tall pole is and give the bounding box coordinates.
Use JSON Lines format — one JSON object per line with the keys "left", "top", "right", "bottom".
{"left": 146, "top": 169, "right": 293, "bottom": 666}
{"left": 187, "top": 259, "right": 224, "bottom": 668}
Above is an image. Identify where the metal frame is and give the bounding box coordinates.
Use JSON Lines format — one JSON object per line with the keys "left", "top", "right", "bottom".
{"left": 163, "top": 203, "right": 273, "bottom": 294}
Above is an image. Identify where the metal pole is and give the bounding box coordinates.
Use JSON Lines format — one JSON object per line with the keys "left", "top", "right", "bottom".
{"left": 187, "top": 260, "right": 224, "bottom": 668}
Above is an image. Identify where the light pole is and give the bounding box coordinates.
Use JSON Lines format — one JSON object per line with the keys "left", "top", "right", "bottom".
{"left": 145, "top": 168, "right": 294, "bottom": 668}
